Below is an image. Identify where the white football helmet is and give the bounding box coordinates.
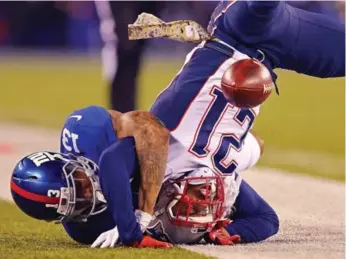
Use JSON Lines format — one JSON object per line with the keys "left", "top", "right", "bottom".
{"left": 147, "top": 167, "right": 225, "bottom": 244}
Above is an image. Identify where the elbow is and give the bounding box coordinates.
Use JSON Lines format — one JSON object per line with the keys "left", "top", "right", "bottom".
{"left": 251, "top": 211, "right": 279, "bottom": 243}
{"left": 267, "top": 210, "right": 280, "bottom": 238}
{"left": 126, "top": 111, "right": 170, "bottom": 145}
{"left": 145, "top": 112, "right": 170, "bottom": 143}
{"left": 254, "top": 210, "right": 280, "bottom": 243}
{"left": 147, "top": 117, "right": 170, "bottom": 147}
{"left": 62, "top": 223, "right": 96, "bottom": 245}
{"left": 159, "top": 127, "right": 170, "bottom": 144}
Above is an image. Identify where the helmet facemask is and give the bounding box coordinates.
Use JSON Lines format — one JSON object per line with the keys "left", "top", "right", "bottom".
{"left": 165, "top": 173, "right": 225, "bottom": 230}
{"left": 57, "top": 156, "right": 107, "bottom": 223}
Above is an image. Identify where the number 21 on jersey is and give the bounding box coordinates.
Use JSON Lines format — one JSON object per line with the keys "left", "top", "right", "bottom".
{"left": 189, "top": 86, "right": 256, "bottom": 175}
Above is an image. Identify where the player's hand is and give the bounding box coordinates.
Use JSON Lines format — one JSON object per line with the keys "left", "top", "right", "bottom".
{"left": 128, "top": 235, "right": 173, "bottom": 248}
{"left": 135, "top": 209, "right": 153, "bottom": 232}
{"left": 206, "top": 219, "right": 241, "bottom": 246}
{"left": 91, "top": 226, "right": 119, "bottom": 248}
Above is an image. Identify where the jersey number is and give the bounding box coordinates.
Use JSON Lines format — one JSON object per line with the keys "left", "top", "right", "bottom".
{"left": 62, "top": 128, "right": 80, "bottom": 153}
{"left": 189, "top": 87, "right": 255, "bottom": 175}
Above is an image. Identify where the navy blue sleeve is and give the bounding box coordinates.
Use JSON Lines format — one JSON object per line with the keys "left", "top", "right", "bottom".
{"left": 225, "top": 180, "right": 279, "bottom": 243}
{"left": 221, "top": 1, "right": 345, "bottom": 77}
{"left": 98, "top": 137, "right": 143, "bottom": 245}
{"left": 62, "top": 209, "right": 116, "bottom": 245}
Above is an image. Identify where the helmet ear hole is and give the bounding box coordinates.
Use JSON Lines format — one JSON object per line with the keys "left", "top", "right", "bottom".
{"left": 28, "top": 175, "right": 38, "bottom": 180}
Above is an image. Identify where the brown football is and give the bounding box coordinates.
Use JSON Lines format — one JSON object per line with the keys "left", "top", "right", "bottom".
{"left": 221, "top": 59, "right": 274, "bottom": 108}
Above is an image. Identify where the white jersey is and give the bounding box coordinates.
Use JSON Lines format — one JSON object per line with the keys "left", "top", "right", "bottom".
{"left": 150, "top": 42, "right": 263, "bottom": 224}
{"left": 148, "top": 42, "right": 265, "bottom": 243}
{"left": 153, "top": 42, "right": 261, "bottom": 184}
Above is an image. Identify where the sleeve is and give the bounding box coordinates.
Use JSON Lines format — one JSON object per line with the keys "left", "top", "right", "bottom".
{"left": 225, "top": 180, "right": 279, "bottom": 243}
{"left": 222, "top": 1, "right": 345, "bottom": 77}
{"left": 60, "top": 126, "right": 108, "bottom": 163}
{"left": 98, "top": 137, "right": 143, "bottom": 245}
{"left": 62, "top": 209, "right": 116, "bottom": 245}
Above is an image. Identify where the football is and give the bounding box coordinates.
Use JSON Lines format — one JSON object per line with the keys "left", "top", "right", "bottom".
{"left": 221, "top": 59, "right": 274, "bottom": 108}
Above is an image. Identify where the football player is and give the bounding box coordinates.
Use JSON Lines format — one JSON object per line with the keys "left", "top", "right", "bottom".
{"left": 10, "top": 151, "right": 278, "bottom": 246}
{"left": 91, "top": 0, "right": 344, "bottom": 246}
{"left": 10, "top": 0, "right": 345, "bottom": 248}
{"left": 59, "top": 106, "right": 172, "bottom": 247}
{"left": 58, "top": 104, "right": 264, "bottom": 246}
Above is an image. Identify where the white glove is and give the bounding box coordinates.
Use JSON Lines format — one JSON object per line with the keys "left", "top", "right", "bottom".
{"left": 135, "top": 209, "right": 153, "bottom": 232}
{"left": 90, "top": 226, "right": 119, "bottom": 248}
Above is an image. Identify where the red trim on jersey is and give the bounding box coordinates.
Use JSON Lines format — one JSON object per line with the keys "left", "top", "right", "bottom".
{"left": 11, "top": 180, "right": 60, "bottom": 204}
{"left": 188, "top": 85, "right": 233, "bottom": 158}
{"left": 233, "top": 107, "right": 257, "bottom": 127}
{"left": 188, "top": 86, "right": 222, "bottom": 158}
{"left": 174, "top": 54, "right": 234, "bottom": 134}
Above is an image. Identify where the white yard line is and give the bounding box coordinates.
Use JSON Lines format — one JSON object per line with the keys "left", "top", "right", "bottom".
{"left": 0, "top": 123, "right": 344, "bottom": 259}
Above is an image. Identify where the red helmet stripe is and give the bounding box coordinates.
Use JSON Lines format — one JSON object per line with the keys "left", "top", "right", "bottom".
{"left": 11, "top": 180, "right": 60, "bottom": 204}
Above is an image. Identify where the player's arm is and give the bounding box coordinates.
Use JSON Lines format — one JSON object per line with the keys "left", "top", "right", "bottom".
{"left": 224, "top": 180, "right": 279, "bottom": 243}
{"left": 95, "top": 137, "right": 172, "bottom": 248}
{"left": 115, "top": 111, "right": 170, "bottom": 216}
{"left": 89, "top": 137, "right": 172, "bottom": 248}
{"left": 205, "top": 179, "right": 279, "bottom": 245}
{"left": 98, "top": 137, "right": 143, "bottom": 245}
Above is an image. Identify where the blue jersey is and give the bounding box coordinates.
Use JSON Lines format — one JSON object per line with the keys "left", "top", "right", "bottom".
{"left": 60, "top": 105, "right": 117, "bottom": 163}
{"left": 60, "top": 106, "right": 143, "bottom": 245}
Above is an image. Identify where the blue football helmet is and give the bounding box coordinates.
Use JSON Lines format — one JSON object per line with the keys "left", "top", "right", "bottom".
{"left": 10, "top": 151, "right": 107, "bottom": 223}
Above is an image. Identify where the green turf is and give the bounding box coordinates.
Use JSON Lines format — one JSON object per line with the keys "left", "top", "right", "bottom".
{"left": 0, "top": 200, "right": 211, "bottom": 259}
{"left": 254, "top": 70, "right": 345, "bottom": 181}
{"left": 0, "top": 56, "right": 344, "bottom": 181}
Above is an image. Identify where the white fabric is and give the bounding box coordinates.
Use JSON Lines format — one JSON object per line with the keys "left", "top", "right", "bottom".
{"left": 135, "top": 209, "right": 153, "bottom": 232}
{"left": 162, "top": 44, "right": 261, "bottom": 183}
{"left": 91, "top": 226, "right": 119, "bottom": 248}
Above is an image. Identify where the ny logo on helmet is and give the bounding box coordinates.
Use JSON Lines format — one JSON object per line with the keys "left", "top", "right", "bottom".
{"left": 28, "top": 152, "right": 64, "bottom": 167}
